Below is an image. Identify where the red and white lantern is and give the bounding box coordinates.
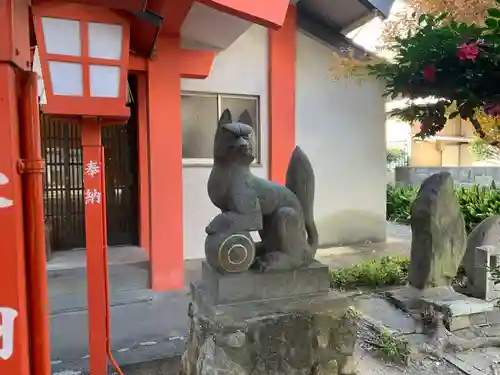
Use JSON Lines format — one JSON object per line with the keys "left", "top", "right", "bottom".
{"left": 32, "top": 3, "right": 130, "bottom": 119}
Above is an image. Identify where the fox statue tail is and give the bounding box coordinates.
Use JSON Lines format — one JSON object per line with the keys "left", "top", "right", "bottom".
{"left": 285, "top": 146, "right": 319, "bottom": 254}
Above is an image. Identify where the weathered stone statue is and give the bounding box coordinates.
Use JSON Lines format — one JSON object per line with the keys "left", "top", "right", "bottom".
{"left": 179, "top": 109, "right": 360, "bottom": 375}
{"left": 205, "top": 109, "right": 318, "bottom": 273}
{"left": 408, "top": 172, "right": 467, "bottom": 289}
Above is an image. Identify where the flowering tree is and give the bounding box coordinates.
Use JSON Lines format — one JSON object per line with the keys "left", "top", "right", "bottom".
{"left": 349, "top": 1, "right": 500, "bottom": 145}
{"left": 381, "top": 0, "right": 497, "bottom": 44}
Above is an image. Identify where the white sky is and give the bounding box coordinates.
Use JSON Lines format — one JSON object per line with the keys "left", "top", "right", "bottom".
{"left": 347, "top": 0, "right": 407, "bottom": 53}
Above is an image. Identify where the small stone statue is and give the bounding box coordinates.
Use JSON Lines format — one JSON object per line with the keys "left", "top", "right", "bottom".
{"left": 205, "top": 109, "right": 318, "bottom": 273}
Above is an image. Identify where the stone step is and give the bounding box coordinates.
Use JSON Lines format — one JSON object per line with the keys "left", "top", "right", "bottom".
{"left": 50, "top": 289, "right": 190, "bottom": 369}
{"left": 49, "top": 287, "right": 154, "bottom": 315}
{"left": 48, "top": 257, "right": 203, "bottom": 373}
{"left": 48, "top": 261, "right": 151, "bottom": 302}
{"left": 52, "top": 346, "right": 183, "bottom": 375}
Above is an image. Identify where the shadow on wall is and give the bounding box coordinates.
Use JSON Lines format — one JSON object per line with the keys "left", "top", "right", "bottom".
{"left": 317, "top": 210, "right": 386, "bottom": 247}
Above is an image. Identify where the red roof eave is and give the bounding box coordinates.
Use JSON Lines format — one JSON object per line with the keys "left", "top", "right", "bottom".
{"left": 32, "top": 0, "right": 148, "bottom": 12}
{"left": 197, "top": 0, "right": 290, "bottom": 30}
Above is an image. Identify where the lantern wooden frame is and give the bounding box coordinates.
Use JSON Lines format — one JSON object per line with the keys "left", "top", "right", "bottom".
{"left": 32, "top": 2, "right": 130, "bottom": 119}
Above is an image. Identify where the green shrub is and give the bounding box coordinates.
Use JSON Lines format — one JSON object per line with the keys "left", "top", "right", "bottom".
{"left": 455, "top": 185, "right": 500, "bottom": 233}
{"left": 329, "top": 256, "right": 465, "bottom": 290}
{"left": 329, "top": 256, "right": 410, "bottom": 290}
{"left": 386, "top": 185, "right": 418, "bottom": 223}
{"left": 387, "top": 183, "right": 500, "bottom": 232}
{"left": 375, "top": 328, "right": 411, "bottom": 364}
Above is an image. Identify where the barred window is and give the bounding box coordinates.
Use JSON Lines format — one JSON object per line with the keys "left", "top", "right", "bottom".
{"left": 181, "top": 92, "right": 260, "bottom": 164}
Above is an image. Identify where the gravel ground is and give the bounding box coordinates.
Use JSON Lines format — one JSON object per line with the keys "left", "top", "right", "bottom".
{"left": 356, "top": 349, "right": 465, "bottom": 375}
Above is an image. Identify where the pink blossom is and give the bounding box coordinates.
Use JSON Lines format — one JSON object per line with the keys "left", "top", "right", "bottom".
{"left": 457, "top": 41, "right": 480, "bottom": 61}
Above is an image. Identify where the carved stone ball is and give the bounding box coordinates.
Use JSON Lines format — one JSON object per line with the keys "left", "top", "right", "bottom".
{"left": 205, "top": 231, "right": 255, "bottom": 274}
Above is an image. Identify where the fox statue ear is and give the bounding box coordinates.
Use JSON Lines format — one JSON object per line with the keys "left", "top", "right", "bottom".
{"left": 238, "top": 110, "right": 253, "bottom": 127}
{"left": 218, "top": 109, "right": 232, "bottom": 127}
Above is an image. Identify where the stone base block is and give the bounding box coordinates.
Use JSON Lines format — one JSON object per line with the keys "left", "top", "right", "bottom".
{"left": 421, "top": 295, "right": 494, "bottom": 331}
{"left": 386, "top": 286, "right": 495, "bottom": 331}
{"left": 198, "top": 260, "right": 330, "bottom": 305}
{"left": 180, "top": 291, "right": 360, "bottom": 375}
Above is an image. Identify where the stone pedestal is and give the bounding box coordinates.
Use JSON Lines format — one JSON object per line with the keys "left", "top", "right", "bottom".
{"left": 180, "top": 261, "right": 360, "bottom": 375}
{"left": 387, "top": 286, "right": 496, "bottom": 331}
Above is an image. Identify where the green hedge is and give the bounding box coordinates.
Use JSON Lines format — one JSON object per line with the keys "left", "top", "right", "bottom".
{"left": 329, "top": 256, "right": 410, "bottom": 290}
{"left": 387, "top": 184, "right": 500, "bottom": 233}
{"left": 329, "top": 256, "right": 466, "bottom": 290}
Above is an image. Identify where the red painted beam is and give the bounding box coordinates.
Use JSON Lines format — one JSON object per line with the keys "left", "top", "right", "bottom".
{"left": 269, "top": 5, "right": 296, "bottom": 183}
{"left": 32, "top": 0, "right": 147, "bottom": 12}
{"left": 156, "top": 0, "right": 195, "bottom": 36}
{"left": 198, "top": 0, "right": 290, "bottom": 29}
{"left": 128, "top": 49, "right": 215, "bottom": 78}
{"left": 180, "top": 49, "right": 215, "bottom": 78}
{"left": 129, "top": 54, "right": 147, "bottom": 71}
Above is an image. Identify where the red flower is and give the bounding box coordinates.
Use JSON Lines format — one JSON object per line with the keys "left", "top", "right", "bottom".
{"left": 419, "top": 123, "right": 425, "bottom": 131}
{"left": 457, "top": 41, "right": 480, "bottom": 61}
{"left": 423, "top": 64, "right": 436, "bottom": 82}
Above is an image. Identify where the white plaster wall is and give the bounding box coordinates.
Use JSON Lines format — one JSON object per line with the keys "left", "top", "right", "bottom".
{"left": 295, "top": 32, "right": 387, "bottom": 246}
{"left": 181, "top": 25, "right": 269, "bottom": 259}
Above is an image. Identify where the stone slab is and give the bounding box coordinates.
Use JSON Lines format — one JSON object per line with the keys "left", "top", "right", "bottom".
{"left": 386, "top": 285, "right": 458, "bottom": 311}
{"left": 420, "top": 289, "right": 494, "bottom": 331}
{"left": 421, "top": 294, "right": 494, "bottom": 317}
{"left": 454, "top": 351, "right": 497, "bottom": 372}
{"left": 386, "top": 286, "right": 495, "bottom": 331}
{"left": 198, "top": 259, "right": 330, "bottom": 305}
{"left": 356, "top": 296, "right": 418, "bottom": 334}
{"left": 443, "top": 353, "right": 485, "bottom": 375}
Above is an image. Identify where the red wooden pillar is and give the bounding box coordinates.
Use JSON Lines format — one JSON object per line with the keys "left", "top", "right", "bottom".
{"left": 81, "top": 118, "right": 109, "bottom": 375}
{"left": 0, "top": 0, "right": 32, "bottom": 373}
{"left": 0, "top": 64, "right": 31, "bottom": 375}
{"left": 148, "top": 36, "right": 184, "bottom": 291}
{"left": 19, "top": 72, "right": 51, "bottom": 375}
{"left": 269, "top": 5, "right": 296, "bottom": 184}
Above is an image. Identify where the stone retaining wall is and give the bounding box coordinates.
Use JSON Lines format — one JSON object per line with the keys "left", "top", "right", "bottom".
{"left": 395, "top": 167, "right": 500, "bottom": 188}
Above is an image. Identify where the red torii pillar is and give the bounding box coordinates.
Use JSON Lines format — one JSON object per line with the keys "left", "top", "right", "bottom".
{"left": 0, "top": 63, "right": 32, "bottom": 375}
{"left": 147, "top": 0, "right": 215, "bottom": 291}
{"left": 0, "top": 1, "right": 50, "bottom": 375}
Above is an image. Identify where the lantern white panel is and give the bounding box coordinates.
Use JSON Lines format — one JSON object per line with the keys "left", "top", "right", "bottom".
{"left": 89, "top": 65, "right": 120, "bottom": 98}
{"left": 88, "top": 23, "right": 123, "bottom": 60}
{"left": 32, "top": 48, "right": 47, "bottom": 105}
{"left": 41, "top": 18, "right": 81, "bottom": 56}
{"left": 49, "top": 62, "right": 83, "bottom": 96}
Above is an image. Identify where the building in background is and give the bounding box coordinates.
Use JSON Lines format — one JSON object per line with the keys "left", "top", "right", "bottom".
{"left": 410, "top": 118, "right": 479, "bottom": 167}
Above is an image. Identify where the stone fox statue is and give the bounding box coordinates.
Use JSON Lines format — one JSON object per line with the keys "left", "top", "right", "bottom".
{"left": 206, "top": 109, "right": 318, "bottom": 271}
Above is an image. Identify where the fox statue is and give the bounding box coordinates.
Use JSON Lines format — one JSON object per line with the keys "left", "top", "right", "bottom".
{"left": 205, "top": 108, "right": 318, "bottom": 272}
